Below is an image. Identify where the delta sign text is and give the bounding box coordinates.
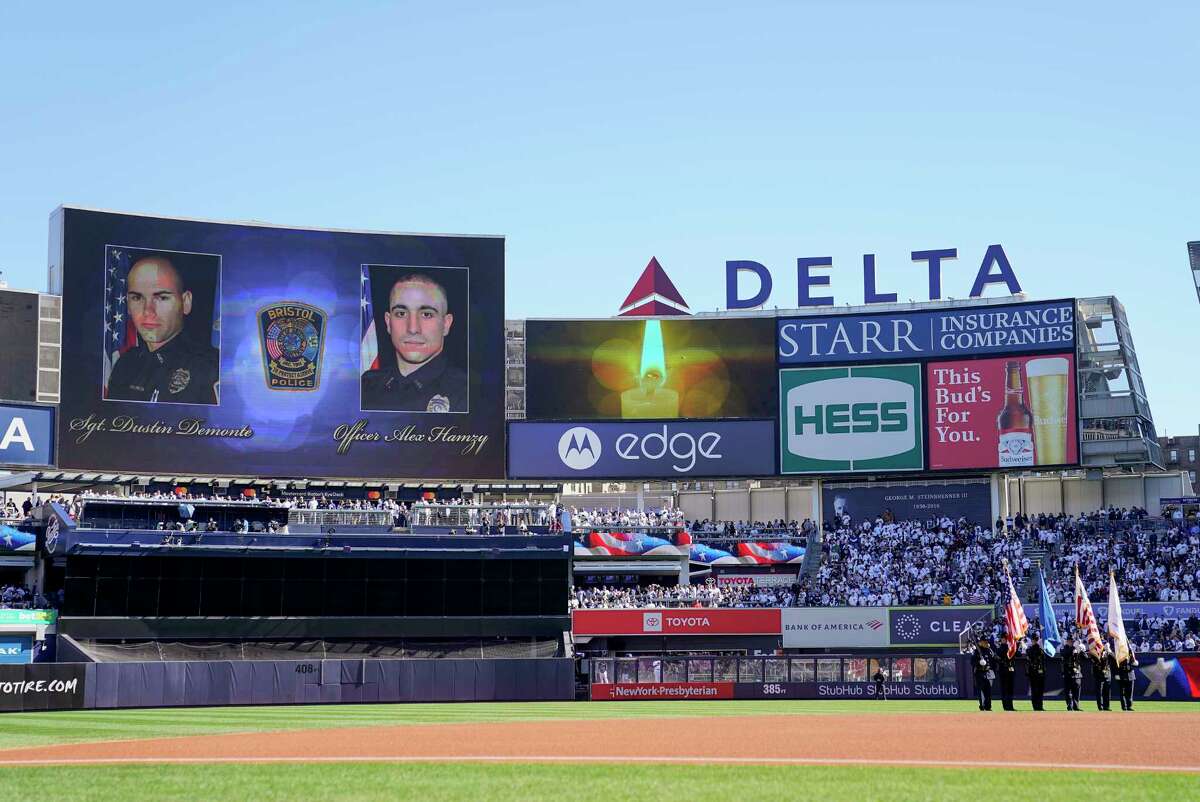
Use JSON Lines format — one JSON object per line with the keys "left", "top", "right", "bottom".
{"left": 727, "top": 244, "right": 1021, "bottom": 309}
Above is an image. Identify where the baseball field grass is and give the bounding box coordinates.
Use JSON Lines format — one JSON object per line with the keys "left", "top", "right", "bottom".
{"left": 0, "top": 701, "right": 1195, "bottom": 801}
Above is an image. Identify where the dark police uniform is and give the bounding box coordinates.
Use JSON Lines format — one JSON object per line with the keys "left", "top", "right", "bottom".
{"left": 1025, "top": 640, "right": 1047, "bottom": 711}
{"left": 994, "top": 645, "right": 1016, "bottom": 710}
{"left": 1061, "top": 644, "right": 1083, "bottom": 711}
{"left": 1090, "top": 650, "right": 1113, "bottom": 711}
{"left": 1115, "top": 647, "right": 1137, "bottom": 711}
{"left": 107, "top": 335, "right": 219, "bottom": 405}
{"left": 361, "top": 354, "right": 467, "bottom": 412}
{"left": 970, "top": 643, "right": 994, "bottom": 711}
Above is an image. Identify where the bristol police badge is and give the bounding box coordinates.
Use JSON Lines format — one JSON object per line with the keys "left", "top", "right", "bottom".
{"left": 258, "top": 302, "right": 327, "bottom": 391}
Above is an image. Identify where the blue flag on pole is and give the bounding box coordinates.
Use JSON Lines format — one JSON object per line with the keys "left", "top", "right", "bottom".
{"left": 1038, "top": 567, "right": 1062, "bottom": 657}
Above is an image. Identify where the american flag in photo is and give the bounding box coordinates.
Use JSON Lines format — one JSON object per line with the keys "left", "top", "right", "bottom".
{"left": 360, "top": 267, "right": 379, "bottom": 372}
{"left": 103, "top": 247, "right": 138, "bottom": 396}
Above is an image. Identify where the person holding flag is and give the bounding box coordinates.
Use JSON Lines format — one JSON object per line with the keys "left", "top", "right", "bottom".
{"left": 1107, "top": 571, "right": 1139, "bottom": 711}
{"left": 1060, "top": 633, "right": 1083, "bottom": 711}
{"left": 999, "top": 558, "right": 1027, "bottom": 711}
{"left": 1023, "top": 565, "right": 1061, "bottom": 711}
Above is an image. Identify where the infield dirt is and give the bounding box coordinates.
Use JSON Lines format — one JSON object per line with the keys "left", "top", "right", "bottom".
{"left": 0, "top": 712, "right": 1196, "bottom": 771}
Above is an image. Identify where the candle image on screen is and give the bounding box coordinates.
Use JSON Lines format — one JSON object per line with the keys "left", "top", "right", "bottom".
{"left": 620, "top": 320, "right": 679, "bottom": 418}
{"left": 1026, "top": 356, "right": 1069, "bottom": 465}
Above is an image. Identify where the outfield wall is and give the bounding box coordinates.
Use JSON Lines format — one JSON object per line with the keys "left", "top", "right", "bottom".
{"left": 1, "top": 658, "right": 574, "bottom": 712}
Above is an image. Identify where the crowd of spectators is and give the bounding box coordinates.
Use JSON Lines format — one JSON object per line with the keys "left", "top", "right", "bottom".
{"left": 569, "top": 506, "right": 685, "bottom": 530}
{"left": 0, "top": 583, "right": 57, "bottom": 609}
{"left": 1037, "top": 514, "right": 1200, "bottom": 603}
{"left": 802, "top": 514, "right": 1023, "bottom": 607}
{"left": 572, "top": 581, "right": 797, "bottom": 610}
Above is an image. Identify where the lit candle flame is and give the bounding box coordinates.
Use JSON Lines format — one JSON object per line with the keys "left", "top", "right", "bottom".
{"left": 638, "top": 319, "right": 667, "bottom": 393}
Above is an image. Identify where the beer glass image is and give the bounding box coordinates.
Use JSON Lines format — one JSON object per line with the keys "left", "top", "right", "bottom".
{"left": 1026, "top": 357, "right": 1069, "bottom": 465}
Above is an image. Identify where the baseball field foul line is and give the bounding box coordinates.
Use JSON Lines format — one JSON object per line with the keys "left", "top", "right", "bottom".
{"left": 0, "top": 755, "right": 1197, "bottom": 773}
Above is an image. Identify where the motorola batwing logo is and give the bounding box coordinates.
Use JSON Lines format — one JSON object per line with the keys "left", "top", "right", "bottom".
{"left": 558, "top": 426, "right": 602, "bottom": 470}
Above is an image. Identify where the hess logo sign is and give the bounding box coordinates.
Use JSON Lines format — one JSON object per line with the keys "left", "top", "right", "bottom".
{"left": 780, "top": 364, "right": 924, "bottom": 474}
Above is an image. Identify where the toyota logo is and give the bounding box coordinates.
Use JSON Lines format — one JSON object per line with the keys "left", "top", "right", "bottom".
{"left": 558, "top": 426, "right": 601, "bottom": 470}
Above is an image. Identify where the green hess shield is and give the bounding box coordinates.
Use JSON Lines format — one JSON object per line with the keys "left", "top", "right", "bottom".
{"left": 258, "top": 302, "right": 327, "bottom": 391}
{"left": 779, "top": 363, "right": 923, "bottom": 474}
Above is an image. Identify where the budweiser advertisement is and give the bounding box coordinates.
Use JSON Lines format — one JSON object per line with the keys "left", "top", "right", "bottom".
{"left": 571, "top": 608, "right": 781, "bottom": 636}
{"left": 926, "top": 352, "right": 1078, "bottom": 471}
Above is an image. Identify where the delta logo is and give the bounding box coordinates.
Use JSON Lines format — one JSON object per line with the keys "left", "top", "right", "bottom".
{"left": 779, "top": 364, "right": 923, "bottom": 473}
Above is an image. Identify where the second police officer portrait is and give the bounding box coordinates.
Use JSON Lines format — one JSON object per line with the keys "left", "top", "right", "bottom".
{"left": 360, "top": 269, "right": 467, "bottom": 413}
{"left": 105, "top": 251, "right": 220, "bottom": 406}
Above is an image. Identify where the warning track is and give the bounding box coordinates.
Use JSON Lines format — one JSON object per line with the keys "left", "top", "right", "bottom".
{"left": 0, "top": 712, "right": 1196, "bottom": 771}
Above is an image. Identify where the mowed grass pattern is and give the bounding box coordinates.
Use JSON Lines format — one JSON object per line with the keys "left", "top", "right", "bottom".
{"left": 0, "top": 699, "right": 1191, "bottom": 750}
{"left": 0, "top": 763, "right": 1194, "bottom": 802}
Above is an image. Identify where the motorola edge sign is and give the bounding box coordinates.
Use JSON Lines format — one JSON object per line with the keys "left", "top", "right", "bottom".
{"left": 507, "top": 420, "right": 776, "bottom": 478}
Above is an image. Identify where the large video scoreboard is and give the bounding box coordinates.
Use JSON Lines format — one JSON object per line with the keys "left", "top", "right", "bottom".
{"left": 509, "top": 298, "right": 1080, "bottom": 478}
{"left": 51, "top": 207, "right": 506, "bottom": 479}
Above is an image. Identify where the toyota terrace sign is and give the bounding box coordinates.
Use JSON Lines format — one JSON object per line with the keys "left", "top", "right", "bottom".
{"left": 507, "top": 419, "right": 776, "bottom": 479}
{"left": 572, "top": 608, "right": 781, "bottom": 636}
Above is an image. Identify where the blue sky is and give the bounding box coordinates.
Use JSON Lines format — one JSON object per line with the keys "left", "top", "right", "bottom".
{"left": 1, "top": 2, "right": 1197, "bottom": 434}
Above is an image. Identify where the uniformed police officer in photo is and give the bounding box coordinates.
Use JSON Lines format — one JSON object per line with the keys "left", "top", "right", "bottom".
{"left": 106, "top": 254, "right": 220, "bottom": 405}
{"left": 361, "top": 271, "right": 467, "bottom": 412}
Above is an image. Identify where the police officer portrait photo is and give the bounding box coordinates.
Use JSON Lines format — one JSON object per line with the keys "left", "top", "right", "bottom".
{"left": 102, "top": 245, "right": 221, "bottom": 406}
{"left": 360, "top": 265, "right": 468, "bottom": 413}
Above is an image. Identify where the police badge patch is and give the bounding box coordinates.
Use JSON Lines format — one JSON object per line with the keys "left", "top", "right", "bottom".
{"left": 426, "top": 394, "right": 451, "bottom": 413}
{"left": 258, "top": 302, "right": 327, "bottom": 391}
{"left": 168, "top": 368, "right": 191, "bottom": 394}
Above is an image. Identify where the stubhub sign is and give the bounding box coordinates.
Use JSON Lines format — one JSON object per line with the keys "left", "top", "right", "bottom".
{"left": 507, "top": 419, "right": 776, "bottom": 478}
{"left": 0, "top": 405, "right": 54, "bottom": 468}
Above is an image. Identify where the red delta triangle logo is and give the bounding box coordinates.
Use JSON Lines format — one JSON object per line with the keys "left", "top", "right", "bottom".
{"left": 618, "top": 258, "right": 691, "bottom": 316}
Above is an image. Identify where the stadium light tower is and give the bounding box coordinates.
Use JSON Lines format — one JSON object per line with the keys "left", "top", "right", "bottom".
{"left": 1189, "top": 241, "right": 1200, "bottom": 305}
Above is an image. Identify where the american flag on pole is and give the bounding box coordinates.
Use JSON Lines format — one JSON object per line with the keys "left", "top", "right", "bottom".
{"left": 1003, "top": 567, "right": 1029, "bottom": 659}
{"left": 1074, "top": 568, "right": 1105, "bottom": 659}
{"left": 102, "top": 247, "right": 139, "bottom": 396}
{"left": 360, "top": 266, "right": 379, "bottom": 372}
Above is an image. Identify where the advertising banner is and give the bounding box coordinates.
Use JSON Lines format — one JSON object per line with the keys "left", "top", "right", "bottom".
{"left": 779, "top": 364, "right": 923, "bottom": 474}
{"left": 571, "top": 608, "right": 781, "bottom": 636}
{"left": 507, "top": 419, "right": 776, "bottom": 479}
{"left": 593, "top": 680, "right": 964, "bottom": 701}
{"left": 715, "top": 573, "right": 798, "bottom": 588}
{"left": 0, "top": 663, "right": 87, "bottom": 712}
{"left": 777, "top": 299, "right": 1076, "bottom": 365}
{"left": 0, "top": 404, "right": 54, "bottom": 467}
{"left": 524, "top": 317, "right": 777, "bottom": 420}
{"left": 888, "top": 606, "right": 993, "bottom": 647}
{"left": 590, "top": 682, "right": 734, "bottom": 700}
{"left": 0, "top": 609, "right": 56, "bottom": 625}
{"left": 822, "top": 479, "right": 992, "bottom": 525}
{"left": 926, "top": 353, "right": 1078, "bottom": 470}
{"left": 1020, "top": 600, "right": 1200, "bottom": 626}
{"left": 52, "top": 207, "right": 505, "bottom": 478}
{"left": 782, "top": 608, "right": 890, "bottom": 648}
{"left": 737, "top": 680, "right": 964, "bottom": 700}
{"left": 0, "top": 637, "right": 33, "bottom": 664}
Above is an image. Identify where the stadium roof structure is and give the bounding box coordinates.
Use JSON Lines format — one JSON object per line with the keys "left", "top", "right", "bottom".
{"left": 0, "top": 471, "right": 559, "bottom": 495}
